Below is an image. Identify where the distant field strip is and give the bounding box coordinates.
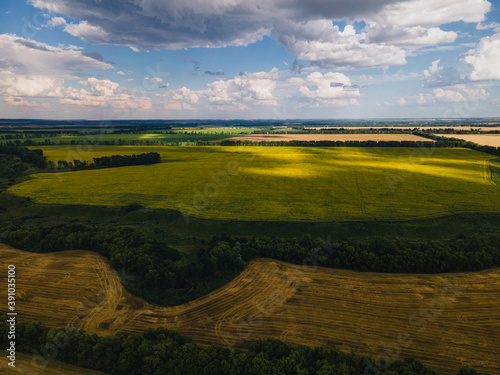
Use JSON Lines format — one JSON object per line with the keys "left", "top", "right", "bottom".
{"left": 438, "top": 134, "right": 500, "bottom": 147}
{"left": 12, "top": 146, "right": 500, "bottom": 222}
{"left": 213, "top": 133, "right": 434, "bottom": 142}
{"left": 1, "top": 245, "right": 499, "bottom": 375}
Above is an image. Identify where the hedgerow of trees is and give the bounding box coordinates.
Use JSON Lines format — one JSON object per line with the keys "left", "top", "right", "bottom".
{"left": 51, "top": 152, "right": 161, "bottom": 170}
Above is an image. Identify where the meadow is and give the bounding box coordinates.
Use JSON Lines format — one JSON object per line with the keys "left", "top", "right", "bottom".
{"left": 9, "top": 145, "right": 500, "bottom": 222}
{"left": 1, "top": 244, "right": 499, "bottom": 375}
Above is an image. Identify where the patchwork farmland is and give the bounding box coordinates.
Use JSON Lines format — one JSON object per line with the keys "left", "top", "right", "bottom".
{"left": 212, "top": 133, "right": 434, "bottom": 142}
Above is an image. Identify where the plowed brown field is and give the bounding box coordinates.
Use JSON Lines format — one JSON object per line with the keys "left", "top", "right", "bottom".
{"left": 1, "top": 244, "right": 499, "bottom": 375}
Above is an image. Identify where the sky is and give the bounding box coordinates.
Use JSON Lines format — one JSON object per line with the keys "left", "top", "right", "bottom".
{"left": 0, "top": 0, "right": 499, "bottom": 120}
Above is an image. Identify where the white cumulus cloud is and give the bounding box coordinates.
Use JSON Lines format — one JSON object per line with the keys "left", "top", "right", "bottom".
{"left": 433, "top": 88, "right": 466, "bottom": 102}
{"left": 47, "top": 16, "right": 67, "bottom": 28}
{"left": 63, "top": 21, "right": 109, "bottom": 42}
{"left": 287, "top": 71, "right": 360, "bottom": 107}
{"left": 206, "top": 68, "right": 279, "bottom": 106}
{"left": 464, "top": 33, "right": 500, "bottom": 81}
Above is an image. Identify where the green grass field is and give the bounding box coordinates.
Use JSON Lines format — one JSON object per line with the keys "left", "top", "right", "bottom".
{"left": 9, "top": 146, "right": 500, "bottom": 222}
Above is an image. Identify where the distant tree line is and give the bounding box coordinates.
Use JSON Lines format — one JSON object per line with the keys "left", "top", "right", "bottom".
{"left": 302, "top": 128, "right": 416, "bottom": 134}
{"left": 3, "top": 138, "right": 208, "bottom": 147}
{"left": 430, "top": 128, "right": 500, "bottom": 135}
{"left": 216, "top": 139, "right": 438, "bottom": 148}
{"left": 111, "top": 126, "right": 171, "bottom": 133}
{"left": 0, "top": 144, "right": 161, "bottom": 171}
{"left": 0, "top": 312, "right": 487, "bottom": 375}
{"left": 250, "top": 128, "right": 418, "bottom": 134}
{"left": 0, "top": 131, "right": 78, "bottom": 139}
{"left": 50, "top": 152, "right": 161, "bottom": 170}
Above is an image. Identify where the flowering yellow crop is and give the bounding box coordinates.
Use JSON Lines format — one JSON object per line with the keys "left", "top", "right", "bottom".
{"left": 11, "top": 146, "right": 500, "bottom": 222}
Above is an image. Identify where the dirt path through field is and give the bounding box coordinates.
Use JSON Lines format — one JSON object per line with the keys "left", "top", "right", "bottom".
{"left": 1, "top": 244, "right": 499, "bottom": 375}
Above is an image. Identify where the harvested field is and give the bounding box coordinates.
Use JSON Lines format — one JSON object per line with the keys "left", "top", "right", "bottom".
{"left": 213, "top": 133, "right": 434, "bottom": 142}
{"left": 0, "top": 353, "right": 108, "bottom": 375}
{"left": 1, "top": 244, "right": 499, "bottom": 375}
{"left": 438, "top": 134, "right": 500, "bottom": 147}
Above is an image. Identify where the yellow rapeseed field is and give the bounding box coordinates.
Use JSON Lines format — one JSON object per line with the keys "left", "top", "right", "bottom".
{"left": 11, "top": 146, "right": 500, "bottom": 222}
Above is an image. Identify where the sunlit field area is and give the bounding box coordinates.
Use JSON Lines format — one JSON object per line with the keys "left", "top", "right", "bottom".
{"left": 10, "top": 146, "right": 500, "bottom": 222}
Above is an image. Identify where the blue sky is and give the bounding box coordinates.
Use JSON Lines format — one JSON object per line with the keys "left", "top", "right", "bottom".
{"left": 0, "top": 0, "right": 499, "bottom": 119}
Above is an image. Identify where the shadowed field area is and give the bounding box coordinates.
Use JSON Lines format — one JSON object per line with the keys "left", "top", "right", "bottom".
{"left": 1, "top": 244, "right": 499, "bottom": 374}
{"left": 10, "top": 146, "right": 500, "bottom": 222}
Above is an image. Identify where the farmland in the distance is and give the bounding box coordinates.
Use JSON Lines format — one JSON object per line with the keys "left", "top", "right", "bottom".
{"left": 303, "top": 126, "right": 500, "bottom": 131}
{"left": 1, "top": 245, "right": 499, "bottom": 375}
{"left": 10, "top": 146, "right": 500, "bottom": 222}
{"left": 437, "top": 133, "right": 500, "bottom": 147}
{"left": 0, "top": 128, "right": 256, "bottom": 145}
{"left": 214, "top": 133, "right": 435, "bottom": 142}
